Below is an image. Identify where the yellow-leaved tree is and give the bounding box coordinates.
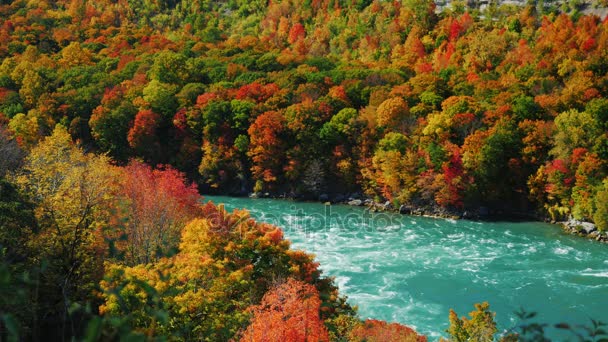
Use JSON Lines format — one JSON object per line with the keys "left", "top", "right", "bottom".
{"left": 12, "top": 125, "right": 120, "bottom": 339}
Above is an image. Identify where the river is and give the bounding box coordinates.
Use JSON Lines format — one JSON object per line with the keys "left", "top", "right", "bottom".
{"left": 205, "top": 196, "right": 608, "bottom": 339}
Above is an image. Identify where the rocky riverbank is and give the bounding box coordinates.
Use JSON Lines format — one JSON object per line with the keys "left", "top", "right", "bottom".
{"left": 248, "top": 191, "right": 607, "bottom": 244}
{"left": 249, "top": 191, "right": 520, "bottom": 220}
{"left": 559, "top": 219, "right": 608, "bottom": 243}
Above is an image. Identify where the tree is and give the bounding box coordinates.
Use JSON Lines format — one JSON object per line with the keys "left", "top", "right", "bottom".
{"left": 512, "top": 95, "right": 543, "bottom": 121}
{"left": 366, "top": 134, "right": 416, "bottom": 203}
{"left": 8, "top": 113, "right": 40, "bottom": 149}
{"left": 435, "top": 148, "right": 467, "bottom": 208}
{"left": 12, "top": 126, "right": 120, "bottom": 340}
{"left": 148, "top": 51, "right": 188, "bottom": 85}
{"left": 446, "top": 302, "right": 497, "bottom": 342}
{"left": 59, "top": 42, "right": 94, "bottom": 68}
{"left": 248, "top": 111, "right": 287, "bottom": 191}
{"left": 551, "top": 109, "right": 600, "bottom": 160}
{"left": 89, "top": 86, "right": 138, "bottom": 161}
{"left": 240, "top": 278, "right": 329, "bottom": 342}
{"left": 19, "top": 69, "right": 46, "bottom": 108}
{"left": 0, "top": 178, "right": 38, "bottom": 341}
{"left": 288, "top": 23, "right": 306, "bottom": 45}
{"left": 119, "top": 161, "right": 201, "bottom": 265}
{"left": 319, "top": 108, "right": 359, "bottom": 144}
{"left": 590, "top": 178, "right": 608, "bottom": 231}
{"left": 127, "top": 109, "right": 161, "bottom": 160}
{"left": 349, "top": 319, "right": 425, "bottom": 342}
{"left": 376, "top": 97, "right": 410, "bottom": 132}
{"left": 142, "top": 80, "right": 179, "bottom": 117}
{"left": 0, "top": 125, "right": 25, "bottom": 177}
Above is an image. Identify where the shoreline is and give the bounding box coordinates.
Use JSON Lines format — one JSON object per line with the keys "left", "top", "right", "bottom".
{"left": 217, "top": 192, "right": 608, "bottom": 244}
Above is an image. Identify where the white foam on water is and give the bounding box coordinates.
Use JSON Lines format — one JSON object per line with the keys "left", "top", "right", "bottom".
{"left": 402, "top": 234, "right": 419, "bottom": 243}
{"left": 334, "top": 276, "right": 351, "bottom": 291}
{"left": 514, "top": 282, "right": 533, "bottom": 290}
{"left": 463, "top": 266, "right": 480, "bottom": 273}
{"left": 448, "top": 232, "right": 465, "bottom": 239}
{"left": 580, "top": 270, "right": 608, "bottom": 277}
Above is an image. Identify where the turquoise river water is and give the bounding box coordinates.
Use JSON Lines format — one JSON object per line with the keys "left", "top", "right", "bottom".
{"left": 205, "top": 196, "right": 608, "bottom": 340}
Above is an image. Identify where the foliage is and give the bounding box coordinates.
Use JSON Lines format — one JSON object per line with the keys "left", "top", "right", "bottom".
{"left": 8, "top": 126, "right": 120, "bottom": 339}
{"left": 349, "top": 319, "right": 427, "bottom": 342}
{"left": 0, "top": 0, "right": 606, "bottom": 223}
{"left": 117, "top": 160, "right": 201, "bottom": 265}
{"left": 0, "top": 125, "right": 25, "bottom": 177}
{"left": 100, "top": 202, "right": 355, "bottom": 340}
{"left": 240, "top": 278, "right": 329, "bottom": 342}
{"left": 445, "top": 302, "right": 497, "bottom": 342}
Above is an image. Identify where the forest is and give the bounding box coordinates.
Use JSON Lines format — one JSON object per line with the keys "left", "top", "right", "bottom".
{"left": 1, "top": 0, "right": 607, "bottom": 224}
{"left": 1, "top": 0, "right": 608, "bottom": 340}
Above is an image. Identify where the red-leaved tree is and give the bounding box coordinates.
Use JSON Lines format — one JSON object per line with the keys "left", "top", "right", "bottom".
{"left": 118, "top": 160, "right": 201, "bottom": 264}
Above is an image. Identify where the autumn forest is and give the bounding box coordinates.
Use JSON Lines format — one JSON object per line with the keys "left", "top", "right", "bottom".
{"left": 1, "top": 0, "right": 608, "bottom": 340}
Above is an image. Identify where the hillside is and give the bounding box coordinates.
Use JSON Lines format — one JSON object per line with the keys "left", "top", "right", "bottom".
{"left": 1, "top": 0, "right": 608, "bottom": 222}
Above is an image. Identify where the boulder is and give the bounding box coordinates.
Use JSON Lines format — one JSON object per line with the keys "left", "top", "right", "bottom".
{"left": 399, "top": 205, "right": 412, "bottom": 215}
{"left": 383, "top": 201, "right": 393, "bottom": 210}
{"left": 579, "top": 222, "right": 597, "bottom": 235}
{"left": 348, "top": 199, "right": 363, "bottom": 206}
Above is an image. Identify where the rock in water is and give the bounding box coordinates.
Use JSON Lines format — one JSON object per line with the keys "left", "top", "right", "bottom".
{"left": 348, "top": 199, "right": 363, "bottom": 206}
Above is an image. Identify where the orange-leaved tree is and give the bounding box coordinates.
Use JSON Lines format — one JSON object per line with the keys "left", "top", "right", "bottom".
{"left": 240, "top": 278, "right": 329, "bottom": 342}
{"left": 349, "top": 319, "right": 427, "bottom": 342}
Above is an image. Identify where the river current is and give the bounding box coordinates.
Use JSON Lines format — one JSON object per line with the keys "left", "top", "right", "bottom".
{"left": 205, "top": 196, "right": 608, "bottom": 339}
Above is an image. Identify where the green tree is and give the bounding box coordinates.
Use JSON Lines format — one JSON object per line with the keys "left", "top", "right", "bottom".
{"left": 551, "top": 109, "right": 600, "bottom": 160}
{"left": 142, "top": 80, "right": 179, "bottom": 117}
{"left": 148, "top": 51, "right": 188, "bottom": 85}
{"left": 593, "top": 179, "right": 608, "bottom": 231}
